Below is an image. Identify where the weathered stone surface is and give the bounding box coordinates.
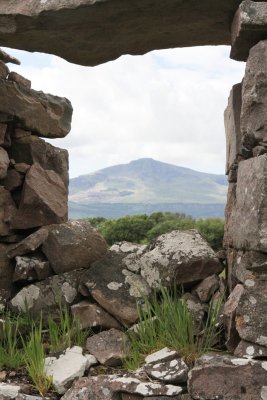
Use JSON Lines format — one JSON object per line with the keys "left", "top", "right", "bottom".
{"left": 193, "top": 274, "right": 220, "bottom": 303}
{"left": 11, "top": 128, "right": 31, "bottom": 139}
{"left": 144, "top": 348, "right": 188, "bottom": 384}
{"left": 189, "top": 354, "right": 267, "bottom": 399}
{"left": 224, "top": 82, "right": 242, "bottom": 177}
{"left": 0, "top": 78, "right": 72, "bottom": 138}
{"left": 182, "top": 293, "right": 208, "bottom": 334}
{"left": 11, "top": 163, "right": 68, "bottom": 230}
{"left": 0, "top": 1, "right": 244, "bottom": 67}
{"left": 110, "top": 242, "right": 147, "bottom": 255}
{"left": 0, "top": 147, "right": 9, "bottom": 179}
{"left": 71, "top": 301, "right": 121, "bottom": 330}
{"left": 4, "top": 169, "right": 23, "bottom": 191}
{"left": 10, "top": 136, "right": 69, "bottom": 187}
{"left": 236, "top": 279, "right": 267, "bottom": 347}
{"left": 83, "top": 251, "right": 151, "bottom": 326}
{"left": 133, "top": 230, "right": 222, "bottom": 288}
{"left": 7, "top": 227, "right": 49, "bottom": 258}
{"left": 223, "top": 283, "right": 244, "bottom": 352}
{"left": 61, "top": 374, "right": 183, "bottom": 400}
{"left": 14, "top": 163, "right": 30, "bottom": 174}
{"left": 121, "top": 396, "right": 190, "bottom": 400}
{"left": 227, "top": 250, "right": 267, "bottom": 292}
{"left": 0, "top": 60, "right": 9, "bottom": 79}
{"left": 231, "top": 155, "right": 267, "bottom": 251}
{"left": 0, "top": 383, "right": 21, "bottom": 399}
{"left": 45, "top": 346, "right": 92, "bottom": 394}
{"left": 0, "top": 243, "right": 13, "bottom": 302}
{"left": 231, "top": 0, "right": 267, "bottom": 61}
{"left": 9, "top": 269, "right": 91, "bottom": 318}
{"left": 0, "top": 49, "right": 20, "bottom": 65}
{"left": 234, "top": 340, "right": 267, "bottom": 359}
{"left": 240, "top": 40, "right": 267, "bottom": 146}
{"left": 86, "top": 329, "right": 127, "bottom": 367}
{"left": 13, "top": 253, "right": 52, "bottom": 283}
{"left": 8, "top": 72, "right": 31, "bottom": 89}
{"left": 0, "top": 186, "right": 16, "bottom": 236}
{"left": 42, "top": 220, "right": 107, "bottom": 274}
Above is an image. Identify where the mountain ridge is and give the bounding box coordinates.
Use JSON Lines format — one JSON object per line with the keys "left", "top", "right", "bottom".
{"left": 69, "top": 158, "right": 228, "bottom": 205}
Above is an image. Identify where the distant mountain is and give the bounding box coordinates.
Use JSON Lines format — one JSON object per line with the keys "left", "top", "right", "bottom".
{"left": 69, "top": 158, "right": 228, "bottom": 219}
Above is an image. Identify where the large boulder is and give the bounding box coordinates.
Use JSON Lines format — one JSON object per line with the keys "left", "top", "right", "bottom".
{"left": 0, "top": 78, "right": 72, "bottom": 138}
{"left": 42, "top": 220, "right": 107, "bottom": 274}
{"left": 11, "top": 163, "right": 68, "bottom": 230}
{"left": 132, "top": 230, "right": 223, "bottom": 288}
{"left": 0, "top": 1, "right": 244, "bottom": 67}
{"left": 9, "top": 269, "right": 91, "bottom": 319}
{"left": 83, "top": 250, "right": 151, "bottom": 326}
{"left": 188, "top": 354, "right": 267, "bottom": 399}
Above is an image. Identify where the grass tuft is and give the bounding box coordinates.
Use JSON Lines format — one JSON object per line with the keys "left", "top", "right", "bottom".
{"left": 124, "top": 286, "right": 224, "bottom": 369}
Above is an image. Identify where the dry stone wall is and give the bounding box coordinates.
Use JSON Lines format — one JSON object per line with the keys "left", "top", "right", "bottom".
{"left": 0, "top": 51, "right": 108, "bottom": 313}
{"left": 224, "top": 0, "right": 267, "bottom": 360}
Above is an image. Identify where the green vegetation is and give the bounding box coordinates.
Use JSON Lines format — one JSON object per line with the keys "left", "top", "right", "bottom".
{"left": 23, "top": 320, "right": 53, "bottom": 397}
{"left": 124, "top": 287, "right": 224, "bottom": 370}
{"left": 0, "top": 306, "right": 90, "bottom": 396}
{"left": 48, "top": 306, "right": 90, "bottom": 353}
{"left": 87, "top": 212, "right": 224, "bottom": 250}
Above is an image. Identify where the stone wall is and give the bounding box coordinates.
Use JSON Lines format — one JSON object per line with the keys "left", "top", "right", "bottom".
{"left": 224, "top": 0, "right": 267, "bottom": 358}
{"left": 0, "top": 49, "right": 107, "bottom": 312}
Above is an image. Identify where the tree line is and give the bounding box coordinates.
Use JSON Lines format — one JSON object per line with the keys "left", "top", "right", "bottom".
{"left": 87, "top": 212, "right": 224, "bottom": 250}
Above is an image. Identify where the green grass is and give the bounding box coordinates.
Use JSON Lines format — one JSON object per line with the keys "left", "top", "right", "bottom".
{"left": 23, "top": 320, "right": 53, "bottom": 397}
{"left": 124, "top": 286, "right": 224, "bottom": 369}
{"left": 0, "top": 315, "right": 24, "bottom": 369}
{"left": 47, "top": 305, "right": 91, "bottom": 353}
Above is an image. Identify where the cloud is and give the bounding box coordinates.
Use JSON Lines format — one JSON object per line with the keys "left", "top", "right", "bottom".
{"left": 5, "top": 45, "right": 245, "bottom": 178}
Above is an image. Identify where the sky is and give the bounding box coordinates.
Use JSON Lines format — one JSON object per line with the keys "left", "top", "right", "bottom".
{"left": 5, "top": 45, "right": 246, "bottom": 178}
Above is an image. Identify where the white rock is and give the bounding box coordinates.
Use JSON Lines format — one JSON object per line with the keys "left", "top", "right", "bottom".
{"left": 0, "top": 383, "right": 21, "bottom": 398}
{"left": 145, "top": 347, "right": 178, "bottom": 364}
{"left": 85, "top": 353, "right": 98, "bottom": 369}
{"left": 44, "top": 346, "right": 89, "bottom": 394}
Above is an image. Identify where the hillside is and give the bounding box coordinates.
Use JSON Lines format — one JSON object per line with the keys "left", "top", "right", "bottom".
{"left": 69, "top": 158, "right": 227, "bottom": 204}
{"left": 69, "top": 159, "right": 227, "bottom": 218}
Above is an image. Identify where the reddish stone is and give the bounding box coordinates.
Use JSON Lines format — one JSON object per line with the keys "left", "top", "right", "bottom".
{"left": 0, "top": 79, "right": 72, "bottom": 138}
{"left": 14, "top": 163, "right": 30, "bottom": 174}
{"left": 42, "top": 220, "right": 107, "bottom": 274}
{"left": 11, "top": 136, "right": 68, "bottom": 187}
{"left": 86, "top": 329, "right": 128, "bottom": 367}
{"left": 71, "top": 301, "right": 121, "bottom": 330}
{"left": 11, "top": 128, "right": 31, "bottom": 139}
{"left": 188, "top": 354, "right": 267, "bottom": 399}
{"left": 11, "top": 163, "right": 67, "bottom": 230}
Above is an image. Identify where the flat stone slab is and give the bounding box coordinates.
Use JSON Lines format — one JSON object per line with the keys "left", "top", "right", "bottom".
{"left": 231, "top": 0, "right": 267, "bottom": 61}
{"left": 0, "top": 1, "right": 243, "bottom": 66}
{"left": 188, "top": 354, "right": 267, "bottom": 400}
{"left": 61, "top": 374, "right": 183, "bottom": 400}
